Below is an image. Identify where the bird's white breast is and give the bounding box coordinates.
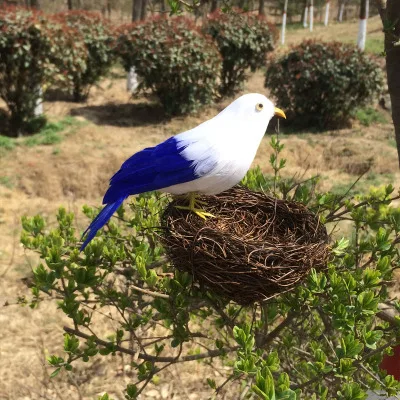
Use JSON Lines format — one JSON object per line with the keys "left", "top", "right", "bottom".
{"left": 161, "top": 118, "right": 265, "bottom": 195}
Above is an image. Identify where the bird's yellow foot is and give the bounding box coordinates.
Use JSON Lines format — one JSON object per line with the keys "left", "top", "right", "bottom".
{"left": 175, "top": 206, "right": 215, "bottom": 220}
{"left": 174, "top": 193, "right": 215, "bottom": 219}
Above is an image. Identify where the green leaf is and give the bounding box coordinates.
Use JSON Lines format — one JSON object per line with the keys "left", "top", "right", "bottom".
{"left": 364, "top": 330, "right": 384, "bottom": 349}
{"left": 50, "top": 367, "right": 61, "bottom": 378}
{"left": 207, "top": 378, "right": 216, "bottom": 390}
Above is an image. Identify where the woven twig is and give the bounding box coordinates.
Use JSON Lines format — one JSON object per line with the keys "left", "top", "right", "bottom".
{"left": 160, "top": 186, "right": 329, "bottom": 305}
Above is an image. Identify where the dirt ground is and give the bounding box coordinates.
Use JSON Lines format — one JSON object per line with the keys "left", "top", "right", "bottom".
{"left": 0, "top": 16, "right": 399, "bottom": 400}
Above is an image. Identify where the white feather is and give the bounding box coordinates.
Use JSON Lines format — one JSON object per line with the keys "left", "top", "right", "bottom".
{"left": 161, "top": 93, "right": 276, "bottom": 195}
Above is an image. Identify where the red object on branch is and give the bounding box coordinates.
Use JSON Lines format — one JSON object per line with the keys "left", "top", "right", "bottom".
{"left": 380, "top": 345, "right": 400, "bottom": 380}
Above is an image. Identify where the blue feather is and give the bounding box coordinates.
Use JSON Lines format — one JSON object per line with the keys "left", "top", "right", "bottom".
{"left": 80, "top": 197, "right": 126, "bottom": 251}
{"left": 81, "top": 137, "right": 198, "bottom": 250}
{"left": 103, "top": 137, "right": 197, "bottom": 204}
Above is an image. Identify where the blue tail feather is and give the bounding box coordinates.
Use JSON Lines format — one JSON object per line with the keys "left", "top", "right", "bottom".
{"left": 80, "top": 196, "right": 126, "bottom": 251}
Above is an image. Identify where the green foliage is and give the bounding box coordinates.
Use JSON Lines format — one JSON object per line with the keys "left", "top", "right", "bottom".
{"left": 265, "top": 41, "right": 384, "bottom": 129}
{"left": 0, "top": 135, "right": 16, "bottom": 152}
{"left": 0, "top": 175, "right": 14, "bottom": 189}
{"left": 55, "top": 11, "right": 114, "bottom": 101}
{"left": 23, "top": 117, "right": 78, "bottom": 146}
{"left": 204, "top": 11, "right": 276, "bottom": 96}
{"left": 115, "top": 17, "right": 221, "bottom": 115}
{"left": 0, "top": 7, "right": 87, "bottom": 137}
{"left": 0, "top": 117, "right": 82, "bottom": 152}
{"left": 355, "top": 107, "right": 387, "bottom": 126}
{"left": 21, "top": 137, "right": 400, "bottom": 398}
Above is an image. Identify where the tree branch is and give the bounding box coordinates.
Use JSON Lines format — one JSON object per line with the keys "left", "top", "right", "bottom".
{"left": 130, "top": 284, "right": 170, "bottom": 299}
{"left": 292, "top": 338, "right": 399, "bottom": 390}
{"left": 258, "top": 311, "right": 296, "bottom": 348}
{"left": 63, "top": 326, "right": 238, "bottom": 363}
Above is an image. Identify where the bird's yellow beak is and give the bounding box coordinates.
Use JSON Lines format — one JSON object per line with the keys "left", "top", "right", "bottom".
{"left": 274, "top": 107, "right": 286, "bottom": 119}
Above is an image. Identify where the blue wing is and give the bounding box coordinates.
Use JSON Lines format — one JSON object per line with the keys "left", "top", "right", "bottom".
{"left": 103, "top": 136, "right": 198, "bottom": 204}
{"left": 81, "top": 136, "right": 199, "bottom": 251}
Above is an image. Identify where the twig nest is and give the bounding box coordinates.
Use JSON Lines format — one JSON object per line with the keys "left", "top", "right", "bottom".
{"left": 161, "top": 186, "right": 329, "bottom": 305}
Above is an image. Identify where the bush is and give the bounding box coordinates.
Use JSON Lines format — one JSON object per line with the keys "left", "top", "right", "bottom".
{"left": 0, "top": 7, "right": 86, "bottom": 136}
{"left": 115, "top": 17, "right": 221, "bottom": 115}
{"left": 21, "top": 137, "right": 400, "bottom": 398}
{"left": 55, "top": 11, "right": 114, "bottom": 101}
{"left": 265, "top": 40, "right": 384, "bottom": 129}
{"left": 204, "top": 11, "right": 276, "bottom": 96}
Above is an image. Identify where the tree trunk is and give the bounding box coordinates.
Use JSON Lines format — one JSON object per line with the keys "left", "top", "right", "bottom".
{"left": 338, "top": 0, "right": 345, "bottom": 21}
{"left": 309, "top": 0, "right": 314, "bottom": 31}
{"left": 258, "top": 0, "right": 265, "bottom": 16}
{"left": 140, "top": 0, "right": 148, "bottom": 20}
{"left": 281, "top": 0, "right": 289, "bottom": 45}
{"left": 107, "top": 0, "right": 111, "bottom": 18}
{"left": 303, "top": 0, "right": 309, "bottom": 27}
{"left": 127, "top": 66, "right": 139, "bottom": 92}
{"left": 34, "top": 86, "right": 43, "bottom": 117}
{"left": 132, "top": 0, "right": 142, "bottom": 21}
{"left": 67, "top": 0, "right": 73, "bottom": 10}
{"left": 324, "top": 0, "right": 330, "bottom": 25}
{"left": 375, "top": 0, "right": 400, "bottom": 167}
{"left": 238, "top": 0, "right": 246, "bottom": 10}
{"left": 210, "top": 0, "right": 218, "bottom": 13}
{"left": 160, "top": 0, "right": 166, "bottom": 12}
{"left": 357, "top": 0, "right": 369, "bottom": 50}
{"left": 30, "top": 0, "right": 40, "bottom": 9}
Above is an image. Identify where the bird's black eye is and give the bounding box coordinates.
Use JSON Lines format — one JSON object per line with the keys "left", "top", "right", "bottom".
{"left": 256, "top": 103, "right": 264, "bottom": 111}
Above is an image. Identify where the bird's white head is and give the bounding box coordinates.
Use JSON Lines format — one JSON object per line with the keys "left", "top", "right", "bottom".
{"left": 220, "top": 93, "right": 286, "bottom": 125}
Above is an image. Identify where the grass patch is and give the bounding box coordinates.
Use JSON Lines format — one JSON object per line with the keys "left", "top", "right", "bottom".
{"left": 365, "top": 37, "right": 384, "bottom": 55}
{"left": 355, "top": 107, "right": 387, "bottom": 126}
{"left": 0, "top": 135, "right": 16, "bottom": 151}
{"left": 330, "top": 172, "right": 394, "bottom": 196}
{"left": 0, "top": 175, "right": 14, "bottom": 189}
{"left": 0, "top": 117, "right": 84, "bottom": 152}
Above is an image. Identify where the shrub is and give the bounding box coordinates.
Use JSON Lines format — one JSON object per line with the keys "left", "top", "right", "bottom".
{"left": 115, "top": 17, "right": 222, "bottom": 115}
{"left": 55, "top": 11, "right": 114, "bottom": 101}
{"left": 204, "top": 11, "right": 276, "bottom": 96}
{"left": 265, "top": 40, "right": 384, "bottom": 129}
{"left": 0, "top": 7, "right": 86, "bottom": 136}
{"left": 21, "top": 137, "right": 400, "bottom": 398}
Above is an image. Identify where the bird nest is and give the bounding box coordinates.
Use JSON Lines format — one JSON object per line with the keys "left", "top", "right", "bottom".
{"left": 160, "top": 186, "right": 329, "bottom": 305}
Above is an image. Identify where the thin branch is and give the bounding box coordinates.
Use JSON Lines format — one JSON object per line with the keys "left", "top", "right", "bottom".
{"left": 130, "top": 284, "right": 169, "bottom": 299}
{"left": 292, "top": 338, "right": 399, "bottom": 390}
{"left": 377, "top": 303, "right": 399, "bottom": 325}
{"left": 259, "top": 311, "right": 296, "bottom": 348}
{"left": 64, "top": 326, "right": 238, "bottom": 363}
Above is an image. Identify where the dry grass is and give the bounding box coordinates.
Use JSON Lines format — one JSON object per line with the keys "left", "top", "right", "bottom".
{"left": 0, "top": 16, "right": 399, "bottom": 400}
{"left": 283, "top": 15, "right": 384, "bottom": 55}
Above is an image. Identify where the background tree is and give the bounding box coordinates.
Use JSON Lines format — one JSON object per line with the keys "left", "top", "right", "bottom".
{"left": 324, "top": 0, "right": 330, "bottom": 25}
{"left": 281, "top": 0, "right": 288, "bottom": 44}
{"left": 132, "top": 0, "right": 142, "bottom": 21}
{"left": 337, "top": 0, "right": 347, "bottom": 21}
{"left": 258, "top": 0, "right": 265, "bottom": 16}
{"left": 375, "top": 0, "right": 400, "bottom": 168}
{"left": 357, "top": 0, "right": 369, "bottom": 50}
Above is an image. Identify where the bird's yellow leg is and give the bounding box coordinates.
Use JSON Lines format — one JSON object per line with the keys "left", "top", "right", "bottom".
{"left": 175, "top": 192, "right": 215, "bottom": 220}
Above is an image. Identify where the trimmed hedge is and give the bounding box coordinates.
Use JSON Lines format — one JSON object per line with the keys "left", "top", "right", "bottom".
{"left": 115, "top": 17, "right": 222, "bottom": 115}
{"left": 0, "top": 7, "right": 86, "bottom": 136}
{"left": 55, "top": 11, "right": 114, "bottom": 101}
{"left": 265, "top": 40, "right": 384, "bottom": 129}
{"left": 204, "top": 11, "right": 277, "bottom": 96}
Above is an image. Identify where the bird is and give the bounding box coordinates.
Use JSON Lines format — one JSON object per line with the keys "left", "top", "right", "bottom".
{"left": 80, "top": 93, "right": 286, "bottom": 251}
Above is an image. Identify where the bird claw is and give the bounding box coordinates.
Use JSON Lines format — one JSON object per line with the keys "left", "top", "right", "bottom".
{"left": 175, "top": 205, "right": 215, "bottom": 220}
